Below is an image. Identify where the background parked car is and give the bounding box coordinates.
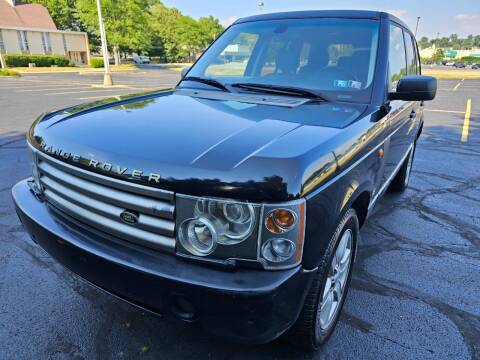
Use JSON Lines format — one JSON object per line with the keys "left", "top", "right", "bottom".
{"left": 453, "top": 62, "right": 466, "bottom": 68}
{"left": 133, "top": 54, "right": 151, "bottom": 64}
{"left": 472, "top": 63, "right": 480, "bottom": 69}
{"left": 445, "top": 61, "right": 455, "bottom": 66}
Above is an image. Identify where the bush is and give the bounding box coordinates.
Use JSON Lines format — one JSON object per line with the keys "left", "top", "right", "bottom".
{"left": 460, "top": 56, "right": 480, "bottom": 63}
{"left": 0, "top": 69, "right": 21, "bottom": 76}
{"left": 4, "top": 54, "right": 74, "bottom": 67}
{"left": 90, "top": 57, "right": 104, "bottom": 68}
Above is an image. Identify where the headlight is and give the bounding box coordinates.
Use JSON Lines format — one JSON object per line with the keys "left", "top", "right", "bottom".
{"left": 176, "top": 194, "right": 305, "bottom": 270}
{"left": 179, "top": 216, "right": 219, "bottom": 256}
{"left": 261, "top": 238, "right": 296, "bottom": 262}
{"left": 194, "top": 200, "right": 255, "bottom": 244}
{"left": 176, "top": 195, "right": 261, "bottom": 261}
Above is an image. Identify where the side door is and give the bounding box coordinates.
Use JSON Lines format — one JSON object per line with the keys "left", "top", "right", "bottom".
{"left": 409, "top": 32, "right": 424, "bottom": 138}
{"left": 383, "top": 23, "right": 411, "bottom": 182}
{"left": 404, "top": 30, "right": 422, "bottom": 145}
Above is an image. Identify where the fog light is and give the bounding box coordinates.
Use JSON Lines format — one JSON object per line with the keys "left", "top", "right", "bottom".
{"left": 261, "top": 238, "right": 296, "bottom": 262}
{"left": 179, "top": 216, "right": 218, "bottom": 256}
{"left": 265, "top": 209, "right": 297, "bottom": 233}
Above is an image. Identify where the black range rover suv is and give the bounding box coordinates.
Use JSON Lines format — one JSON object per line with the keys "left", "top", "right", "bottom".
{"left": 13, "top": 10, "right": 436, "bottom": 350}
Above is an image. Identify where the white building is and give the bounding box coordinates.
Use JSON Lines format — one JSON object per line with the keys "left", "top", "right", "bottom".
{"left": 0, "top": 0, "right": 90, "bottom": 65}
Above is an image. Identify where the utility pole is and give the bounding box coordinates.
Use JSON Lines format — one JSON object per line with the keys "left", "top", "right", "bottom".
{"left": 96, "top": 0, "right": 113, "bottom": 86}
{"left": 414, "top": 16, "right": 421, "bottom": 38}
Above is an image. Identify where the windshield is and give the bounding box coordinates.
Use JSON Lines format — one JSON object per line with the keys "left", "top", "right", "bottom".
{"left": 183, "top": 18, "right": 380, "bottom": 103}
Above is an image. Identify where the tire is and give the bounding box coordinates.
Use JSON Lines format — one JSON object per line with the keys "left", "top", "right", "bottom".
{"left": 388, "top": 143, "right": 416, "bottom": 193}
{"left": 286, "top": 208, "right": 359, "bottom": 351}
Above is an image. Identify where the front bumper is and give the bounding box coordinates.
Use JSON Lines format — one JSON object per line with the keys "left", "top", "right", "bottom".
{"left": 12, "top": 179, "right": 314, "bottom": 343}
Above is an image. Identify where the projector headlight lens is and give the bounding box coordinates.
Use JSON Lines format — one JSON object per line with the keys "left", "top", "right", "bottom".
{"left": 179, "top": 216, "right": 219, "bottom": 256}
{"left": 194, "top": 200, "right": 255, "bottom": 245}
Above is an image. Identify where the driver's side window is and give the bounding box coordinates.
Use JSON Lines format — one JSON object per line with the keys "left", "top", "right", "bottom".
{"left": 388, "top": 24, "right": 407, "bottom": 91}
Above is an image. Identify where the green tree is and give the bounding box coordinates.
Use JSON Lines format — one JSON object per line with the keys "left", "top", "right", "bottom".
{"left": 197, "top": 16, "right": 224, "bottom": 47}
{"left": 462, "top": 35, "right": 473, "bottom": 50}
{"left": 474, "top": 35, "right": 480, "bottom": 48}
{"left": 149, "top": 4, "right": 185, "bottom": 61}
{"left": 433, "top": 49, "right": 444, "bottom": 63}
{"left": 149, "top": 3, "right": 223, "bottom": 62}
{"left": 76, "top": 0, "right": 155, "bottom": 65}
{"left": 418, "top": 36, "right": 430, "bottom": 49}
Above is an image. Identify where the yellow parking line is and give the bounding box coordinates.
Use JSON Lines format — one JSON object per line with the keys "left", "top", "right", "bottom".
{"left": 461, "top": 99, "right": 472, "bottom": 142}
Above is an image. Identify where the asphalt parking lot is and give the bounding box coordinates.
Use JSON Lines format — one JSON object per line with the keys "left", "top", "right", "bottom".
{"left": 1, "top": 70, "right": 479, "bottom": 359}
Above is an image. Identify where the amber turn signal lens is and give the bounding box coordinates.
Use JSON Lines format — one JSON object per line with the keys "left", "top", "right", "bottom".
{"left": 274, "top": 209, "right": 296, "bottom": 228}
{"left": 265, "top": 215, "right": 281, "bottom": 234}
{"left": 265, "top": 209, "right": 297, "bottom": 234}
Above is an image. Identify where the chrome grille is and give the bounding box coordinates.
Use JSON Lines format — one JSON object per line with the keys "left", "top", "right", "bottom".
{"left": 36, "top": 151, "right": 176, "bottom": 252}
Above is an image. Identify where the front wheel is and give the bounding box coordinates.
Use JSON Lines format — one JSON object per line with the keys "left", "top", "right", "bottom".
{"left": 287, "top": 209, "right": 359, "bottom": 350}
{"left": 388, "top": 143, "right": 416, "bottom": 193}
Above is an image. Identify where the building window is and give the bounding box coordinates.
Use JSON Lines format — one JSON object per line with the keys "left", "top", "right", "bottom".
{"left": 0, "top": 30, "right": 5, "bottom": 54}
{"left": 41, "top": 32, "right": 52, "bottom": 54}
{"left": 17, "top": 30, "right": 30, "bottom": 53}
{"left": 62, "top": 34, "right": 68, "bottom": 52}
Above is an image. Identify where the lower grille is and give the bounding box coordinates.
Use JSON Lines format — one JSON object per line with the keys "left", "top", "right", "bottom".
{"left": 36, "top": 151, "right": 176, "bottom": 252}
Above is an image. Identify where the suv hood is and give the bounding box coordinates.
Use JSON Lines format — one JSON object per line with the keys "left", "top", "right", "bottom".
{"left": 30, "top": 89, "right": 371, "bottom": 201}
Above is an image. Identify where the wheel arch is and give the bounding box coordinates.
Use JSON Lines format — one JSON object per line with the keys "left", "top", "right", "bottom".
{"left": 338, "top": 181, "right": 373, "bottom": 229}
{"left": 350, "top": 190, "right": 371, "bottom": 228}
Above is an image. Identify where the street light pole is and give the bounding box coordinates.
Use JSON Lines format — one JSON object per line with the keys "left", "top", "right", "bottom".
{"left": 96, "top": 0, "right": 113, "bottom": 86}
{"left": 414, "top": 16, "right": 421, "bottom": 38}
{"left": 0, "top": 52, "right": 6, "bottom": 69}
{"left": 258, "top": 2, "right": 264, "bottom": 12}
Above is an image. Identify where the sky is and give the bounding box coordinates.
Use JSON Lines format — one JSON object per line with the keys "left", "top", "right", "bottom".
{"left": 162, "top": 0, "right": 480, "bottom": 39}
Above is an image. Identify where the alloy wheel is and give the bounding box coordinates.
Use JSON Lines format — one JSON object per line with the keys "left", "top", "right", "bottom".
{"left": 317, "top": 229, "right": 353, "bottom": 330}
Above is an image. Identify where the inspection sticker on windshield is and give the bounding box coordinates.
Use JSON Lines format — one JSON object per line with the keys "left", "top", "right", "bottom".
{"left": 334, "top": 80, "right": 362, "bottom": 89}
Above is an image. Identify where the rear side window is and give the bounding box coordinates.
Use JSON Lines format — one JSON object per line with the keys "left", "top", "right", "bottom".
{"left": 404, "top": 31, "right": 417, "bottom": 75}
{"left": 388, "top": 24, "right": 407, "bottom": 91}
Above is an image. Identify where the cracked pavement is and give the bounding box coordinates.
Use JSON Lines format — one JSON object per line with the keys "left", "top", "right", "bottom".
{"left": 0, "top": 73, "right": 479, "bottom": 359}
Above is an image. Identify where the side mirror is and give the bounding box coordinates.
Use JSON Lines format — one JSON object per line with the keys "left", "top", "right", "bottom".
{"left": 389, "top": 76, "right": 437, "bottom": 101}
{"left": 181, "top": 66, "right": 191, "bottom": 79}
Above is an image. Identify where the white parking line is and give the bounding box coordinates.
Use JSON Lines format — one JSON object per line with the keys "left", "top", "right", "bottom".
{"left": 452, "top": 79, "right": 464, "bottom": 91}
{"left": 75, "top": 94, "right": 123, "bottom": 100}
{"left": 0, "top": 83, "right": 88, "bottom": 89}
{"left": 44, "top": 88, "right": 147, "bottom": 95}
{"left": 16, "top": 86, "right": 93, "bottom": 93}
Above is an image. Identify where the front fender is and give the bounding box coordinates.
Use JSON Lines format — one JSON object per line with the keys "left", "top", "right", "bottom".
{"left": 302, "top": 153, "right": 379, "bottom": 270}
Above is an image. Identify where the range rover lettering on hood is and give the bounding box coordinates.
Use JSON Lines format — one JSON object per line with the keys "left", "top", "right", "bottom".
{"left": 38, "top": 140, "right": 162, "bottom": 184}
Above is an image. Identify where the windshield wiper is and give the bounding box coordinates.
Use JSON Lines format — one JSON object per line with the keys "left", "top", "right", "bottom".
{"left": 231, "top": 83, "right": 327, "bottom": 101}
{"left": 182, "top": 76, "right": 230, "bottom": 92}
